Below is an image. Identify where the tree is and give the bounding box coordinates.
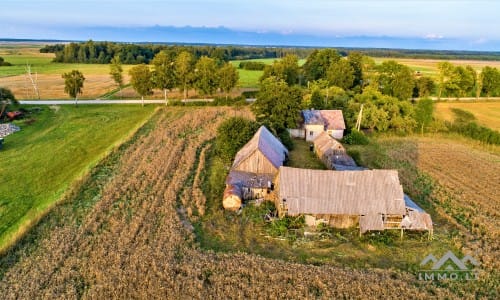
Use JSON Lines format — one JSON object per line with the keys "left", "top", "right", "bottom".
{"left": 62, "top": 70, "right": 85, "bottom": 105}
{"left": 347, "top": 52, "right": 364, "bottom": 89}
{"left": 0, "top": 87, "right": 18, "bottom": 119}
{"left": 252, "top": 77, "right": 302, "bottom": 130}
{"left": 302, "top": 49, "right": 341, "bottom": 82}
{"left": 193, "top": 56, "right": 219, "bottom": 97}
{"left": 480, "top": 66, "right": 500, "bottom": 98}
{"left": 260, "top": 54, "right": 300, "bottom": 86}
{"left": 218, "top": 62, "right": 239, "bottom": 99}
{"left": 216, "top": 117, "right": 260, "bottom": 163}
{"left": 128, "top": 64, "right": 153, "bottom": 106}
{"left": 151, "top": 51, "right": 176, "bottom": 104}
{"left": 414, "top": 98, "right": 434, "bottom": 134}
{"left": 453, "top": 66, "right": 475, "bottom": 98}
{"left": 376, "top": 60, "right": 414, "bottom": 100}
{"left": 175, "top": 51, "right": 195, "bottom": 100}
{"left": 437, "top": 61, "right": 455, "bottom": 99}
{"left": 326, "top": 59, "right": 355, "bottom": 90}
{"left": 414, "top": 76, "right": 435, "bottom": 98}
{"left": 109, "top": 55, "right": 124, "bottom": 98}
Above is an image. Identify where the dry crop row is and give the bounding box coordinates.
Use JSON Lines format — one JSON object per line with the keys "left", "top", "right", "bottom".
{"left": 0, "top": 108, "right": 455, "bottom": 299}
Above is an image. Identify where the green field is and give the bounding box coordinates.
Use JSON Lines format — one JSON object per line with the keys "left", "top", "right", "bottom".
{"left": 0, "top": 104, "right": 156, "bottom": 252}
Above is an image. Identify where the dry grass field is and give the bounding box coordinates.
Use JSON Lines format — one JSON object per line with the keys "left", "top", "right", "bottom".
{"left": 435, "top": 101, "right": 500, "bottom": 130}
{"left": 0, "top": 107, "right": 462, "bottom": 299}
{"left": 373, "top": 57, "right": 500, "bottom": 78}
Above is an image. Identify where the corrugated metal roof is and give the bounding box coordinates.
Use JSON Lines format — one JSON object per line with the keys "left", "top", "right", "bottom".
{"left": 232, "top": 126, "right": 288, "bottom": 170}
{"left": 226, "top": 170, "right": 274, "bottom": 188}
{"left": 302, "top": 110, "right": 346, "bottom": 130}
{"left": 313, "top": 132, "right": 344, "bottom": 155}
{"left": 278, "top": 166, "right": 405, "bottom": 216}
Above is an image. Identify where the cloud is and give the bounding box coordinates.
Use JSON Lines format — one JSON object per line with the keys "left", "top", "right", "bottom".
{"left": 424, "top": 33, "right": 444, "bottom": 40}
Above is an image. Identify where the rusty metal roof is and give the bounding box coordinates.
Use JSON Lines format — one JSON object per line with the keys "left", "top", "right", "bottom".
{"left": 278, "top": 166, "right": 405, "bottom": 216}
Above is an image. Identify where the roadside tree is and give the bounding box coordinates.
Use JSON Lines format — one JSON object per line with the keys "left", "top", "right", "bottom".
{"left": 218, "top": 62, "right": 239, "bottom": 100}
{"left": 151, "top": 51, "right": 176, "bottom": 104}
{"left": 62, "top": 70, "right": 85, "bottom": 105}
{"left": 194, "top": 56, "right": 219, "bottom": 98}
{"left": 129, "top": 64, "right": 153, "bottom": 106}
{"left": 109, "top": 55, "right": 124, "bottom": 98}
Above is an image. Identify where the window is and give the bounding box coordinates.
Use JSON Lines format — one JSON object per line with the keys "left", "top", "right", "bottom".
{"left": 309, "top": 131, "right": 314, "bottom": 136}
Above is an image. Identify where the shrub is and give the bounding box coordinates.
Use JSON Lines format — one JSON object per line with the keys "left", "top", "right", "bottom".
{"left": 239, "top": 61, "right": 266, "bottom": 71}
{"left": 342, "top": 130, "right": 369, "bottom": 145}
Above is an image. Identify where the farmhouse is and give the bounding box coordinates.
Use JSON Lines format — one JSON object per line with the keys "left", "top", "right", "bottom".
{"left": 223, "top": 126, "right": 288, "bottom": 210}
{"left": 291, "top": 109, "right": 346, "bottom": 141}
{"left": 274, "top": 166, "right": 433, "bottom": 234}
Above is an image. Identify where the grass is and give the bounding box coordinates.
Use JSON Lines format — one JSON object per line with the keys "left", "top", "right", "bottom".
{"left": 0, "top": 104, "right": 156, "bottom": 253}
{"left": 286, "top": 139, "right": 327, "bottom": 169}
{"left": 434, "top": 101, "right": 500, "bottom": 131}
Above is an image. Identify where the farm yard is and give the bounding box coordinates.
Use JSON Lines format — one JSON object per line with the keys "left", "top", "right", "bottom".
{"left": 0, "top": 106, "right": 478, "bottom": 299}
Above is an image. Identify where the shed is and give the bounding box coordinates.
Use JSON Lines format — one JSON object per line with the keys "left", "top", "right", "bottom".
{"left": 312, "top": 132, "right": 356, "bottom": 169}
{"left": 231, "top": 126, "right": 288, "bottom": 174}
{"left": 274, "top": 167, "right": 406, "bottom": 230}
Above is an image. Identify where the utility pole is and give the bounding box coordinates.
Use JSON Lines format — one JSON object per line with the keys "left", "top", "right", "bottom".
{"left": 355, "top": 104, "right": 364, "bottom": 131}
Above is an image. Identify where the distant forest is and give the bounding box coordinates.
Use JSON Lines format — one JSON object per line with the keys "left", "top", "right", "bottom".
{"left": 40, "top": 40, "right": 500, "bottom": 64}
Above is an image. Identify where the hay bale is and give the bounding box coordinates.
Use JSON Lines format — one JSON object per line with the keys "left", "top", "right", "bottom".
{"left": 223, "top": 185, "right": 242, "bottom": 211}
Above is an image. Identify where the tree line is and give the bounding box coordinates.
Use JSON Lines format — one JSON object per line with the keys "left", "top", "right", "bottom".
{"left": 41, "top": 41, "right": 312, "bottom": 64}
{"left": 252, "top": 49, "right": 500, "bottom": 141}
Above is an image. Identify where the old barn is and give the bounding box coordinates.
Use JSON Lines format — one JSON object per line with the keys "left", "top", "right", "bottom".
{"left": 274, "top": 166, "right": 432, "bottom": 234}
{"left": 223, "top": 126, "right": 288, "bottom": 210}
{"left": 313, "top": 131, "right": 356, "bottom": 169}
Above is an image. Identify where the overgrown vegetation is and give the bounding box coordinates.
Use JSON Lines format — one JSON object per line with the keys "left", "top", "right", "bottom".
{"left": 447, "top": 108, "right": 500, "bottom": 144}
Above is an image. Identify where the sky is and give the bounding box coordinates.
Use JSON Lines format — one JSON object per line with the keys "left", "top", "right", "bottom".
{"left": 1, "top": 0, "right": 499, "bottom": 50}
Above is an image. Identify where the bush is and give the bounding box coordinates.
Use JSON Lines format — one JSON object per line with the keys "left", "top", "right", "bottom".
{"left": 346, "top": 149, "right": 362, "bottom": 165}
{"left": 215, "top": 117, "right": 260, "bottom": 163}
{"left": 241, "top": 90, "right": 258, "bottom": 99}
{"left": 278, "top": 129, "right": 294, "bottom": 150}
{"left": 342, "top": 130, "right": 369, "bottom": 145}
{"left": 239, "top": 61, "right": 266, "bottom": 71}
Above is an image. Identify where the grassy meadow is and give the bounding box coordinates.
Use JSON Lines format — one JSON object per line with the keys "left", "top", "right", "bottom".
{"left": 435, "top": 101, "right": 500, "bottom": 130}
{"left": 0, "top": 104, "right": 156, "bottom": 252}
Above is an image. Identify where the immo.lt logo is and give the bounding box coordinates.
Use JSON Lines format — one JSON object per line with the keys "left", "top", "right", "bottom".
{"left": 418, "top": 250, "right": 479, "bottom": 281}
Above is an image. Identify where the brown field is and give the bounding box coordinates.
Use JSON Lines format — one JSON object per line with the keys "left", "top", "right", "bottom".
{"left": 373, "top": 57, "right": 500, "bottom": 78}
{"left": 435, "top": 101, "right": 500, "bottom": 130}
{"left": 416, "top": 137, "right": 499, "bottom": 270}
{"left": 0, "top": 107, "right": 459, "bottom": 299}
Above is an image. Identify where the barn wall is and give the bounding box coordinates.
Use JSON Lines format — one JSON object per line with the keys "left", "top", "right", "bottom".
{"left": 234, "top": 150, "right": 278, "bottom": 174}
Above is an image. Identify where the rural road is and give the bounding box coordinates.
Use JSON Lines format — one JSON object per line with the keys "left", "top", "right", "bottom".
{"left": 19, "top": 98, "right": 257, "bottom": 105}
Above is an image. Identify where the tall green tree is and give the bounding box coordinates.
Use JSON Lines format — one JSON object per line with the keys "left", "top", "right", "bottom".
{"left": 302, "top": 49, "right": 341, "bottom": 82}
{"left": 414, "top": 76, "right": 435, "bottom": 98}
{"left": 216, "top": 117, "right": 260, "bottom": 163}
{"left": 194, "top": 56, "right": 219, "bottom": 97}
{"left": 109, "top": 55, "right": 124, "bottom": 98}
{"left": 62, "top": 70, "right": 85, "bottom": 105}
{"left": 437, "top": 61, "right": 456, "bottom": 99}
{"left": 453, "top": 66, "right": 476, "bottom": 98}
{"left": 414, "top": 98, "right": 434, "bottom": 134}
{"left": 175, "top": 51, "right": 195, "bottom": 100}
{"left": 252, "top": 77, "right": 302, "bottom": 130}
{"left": 347, "top": 52, "right": 364, "bottom": 89}
{"left": 260, "top": 54, "right": 300, "bottom": 86}
{"left": 377, "top": 60, "right": 414, "bottom": 100}
{"left": 128, "top": 64, "right": 153, "bottom": 106}
{"left": 326, "top": 59, "right": 355, "bottom": 90}
{"left": 480, "top": 66, "right": 500, "bottom": 97}
{"left": 151, "top": 51, "right": 176, "bottom": 104}
{"left": 218, "top": 62, "right": 239, "bottom": 99}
